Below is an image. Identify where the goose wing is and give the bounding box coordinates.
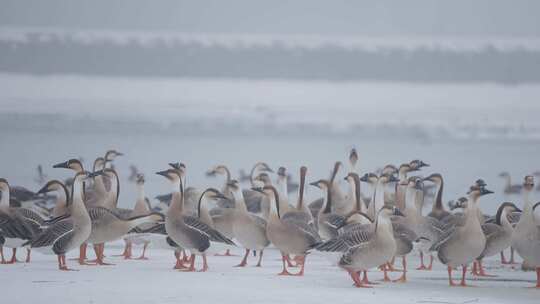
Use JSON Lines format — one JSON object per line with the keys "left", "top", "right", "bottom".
{"left": 28, "top": 218, "right": 74, "bottom": 251}
{"left": 88, "top": 207, "right": 120, "bottom": 226}
{"left": 0, "top": 209, "right": 36, "bottom": 240}
{"left": 183, "top": 215, "right": 235, "bottom": 245}
{"left": 317, "top": 226, "right": 372, "bottom": 252}
{"left": 281, "top": 215, "right": 321, "bottom": 246}
{"left": 15, "top": 207, "right": 45, "bottom": 234}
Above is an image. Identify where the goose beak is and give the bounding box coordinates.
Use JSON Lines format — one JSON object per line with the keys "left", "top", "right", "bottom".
{"left": 37, "top": 184, "right": 50, "bottom": 194}
{"left": 53, "top": 161, "right": 69, "bottom": 169}
{"left": 156, "top": 170, "right": 169, "bottom": 177}
{"left": 206, "top": 170, "right": 217, "bottom": 177}
{"left": 214, "top": 192, "right": 228, "bottom": 200}
{"left": 480, "top": 188, "right": 494, "bottom": 196}
{"left": 88, "top": 170, "right": 104, "bottom": 178}
{"left": 309, "top": 181, "right": 320, "bottom": 188}
{"left": 514, "top": 207, "right": 523, "bottom": 212}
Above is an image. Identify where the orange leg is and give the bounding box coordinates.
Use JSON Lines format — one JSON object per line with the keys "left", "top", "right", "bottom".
{"left": 174, "top": 250, "right": 187, "bottom": 269}
{"left": 0, "top": 247, "right": 5, "bottom": 264}
{"left": 277, "top": 254, "right": 294, "bottom": 275}
{"left": 471, "top": 260, "right": 479, "bottom": 275}
{"left": 136, "top": 243, "right": 149, "bottom": 260}
{"left": 477, "top": 260, "right": 496, "bottom": 277}
{"left": 77, "top": 243, "right": 94, "bottom": 265}
{"left": 381, "top": 263, "right": 392, "bottom": 282}
{"left": 179, "top": 254, "right": 196, "bottom": 272}
{"left": 215, "top": 249, "right": 236, "bottom": 256}
{"left": 285, "top": 254, "right": 296, "bottom": 267}
{"left": 509, "top": 247, "right": 516, "bottom": 264}
{"left": 533, "top": 267, "right": 540, "bottom": 288}
{"left": 460, "top": 265, "right": 474, "bottom": 287}
{"left": 235, "top": 249, "right": 250, "bottom": 267}
{"left": 361, "top": 271, "right": 379, "bottom": 285}
{"left": 392, "top": 256, "right": 407, "bottom": 283}
{"left": 387, "top": 256, "right": 400, "bottom": 271}
{"left": 448, "top": 266, "right": 457, "bottom": 286}
{"left": 58, "top": 255, "right": 77, "bottom": 271}
{"left": 426, "top": 254, "right": 433, "bottom": 270}
{"left": 293, "top": 255, "right": 306, "bottom": 276}
{"left": 198, "top": 254, "right": 208, "bottom": 272}
{"left": 255, "top": 250, "right": 264, "bottom": 267}
{"left": 416, "top": 251, "right": 427, "bottom": 270}
{"left": 25, "top": 248, "right": 31, "bottom": 263}
{"left": 347, "top": 269, "right": 372, "bottom": 288}
{"left": 7, "top": 248, "right": 18, "bottom": 264}
{"left": 95, "top": 244, "right": 114, "bottom": 266}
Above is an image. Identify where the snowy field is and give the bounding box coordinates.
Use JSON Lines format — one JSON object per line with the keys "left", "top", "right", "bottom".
{"left": 1, "top": 241, "right": 538, "bottom": 304}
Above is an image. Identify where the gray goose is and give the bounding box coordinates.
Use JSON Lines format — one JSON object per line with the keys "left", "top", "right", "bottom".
{"left": 430, "top": 185, "right": 493, "bottom": 286}
{"left": 0, "top": 178, "right": 43, "bottom": 264}
{"left": 317, "top": 206, "right": 403, "bottom": 288}
{"left": 256, "top": 185, "right": 320, "bottom": 276}
{"left": 229, "top": 180, "right": 270, "bottom": 267}
{"left": 25, "top": 172, "right": 94, "bottom": 270}
{"left": 157, "top": 168, "right": 235, "bottom": 272}
{"left": 511, "top": 176, "right": 540, "bottom": 288}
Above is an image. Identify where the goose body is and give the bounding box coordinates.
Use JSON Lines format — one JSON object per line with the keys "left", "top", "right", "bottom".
{"left": 511, "top": 176, "right": 540, "bottom": 287}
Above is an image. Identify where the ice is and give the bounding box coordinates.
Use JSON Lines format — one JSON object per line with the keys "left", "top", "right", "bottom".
{"left": 1, "top": 242, "right": 538, "bottom": 304}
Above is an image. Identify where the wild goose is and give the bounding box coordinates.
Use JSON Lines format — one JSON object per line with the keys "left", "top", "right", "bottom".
{"left": 424, "top": 173, "right": 451, "bottom": 221}
{"left": 157, "top": 169, "right": 235, "bottom": 272}
{"left": 431, "top": 185, "right": 493, "bottom": 287}
{"left": 85, "top": 171, "right": 163, "bottom": 266}
{"left": 470, "top": 202, "right": 522, "bottom": 277}
{"left": 511, "top": 175, "right": 540, "bottom": 288}
{"left": 499, "top": 172, "right": 522, "bottom": 195}
{"left": 0, "top": 178, "right": 44, "bottom": 264}
{"left": 119, "top": 174, "right": 156, "bottom": 260}
{"left": 25, "top": 171, "right": 95, "bottom": 270}
{"left": 362, "top": 173, "right": 399, "bottom": 221}
{"left": 343, "top": 172, "right": 370, "bottom": 225}
{"left": 256, "top": 185, "right": 320, "bottom": 276}
{"left": 317, "top": 206, "right": 403, "bottom": 288}
{"left": 310, "top": 179, "right": 346, "bottom": 240}
{"left": 39, "top": 180, "right": 70, "bottom": 218}
{"left": 394, "top": 163, "right": 417, "bottom": 211}
{"left": 229, "top": 180, "right": 270, "bottom": 267}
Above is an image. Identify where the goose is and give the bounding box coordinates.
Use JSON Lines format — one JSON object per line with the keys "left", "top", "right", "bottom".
{"left": 430, "top": 185, "right": 493, "bottom": 286}
{"left": 0, "top": 178, "right": 43, "bottom": 264}
{"left": 157, "top": 169, "right": 235, "bottom": 272}
{"left": 310, "top": 180, "right": 346, "bottom": 240}
{"left": 84, "top": 168, "right": 163, "bottom": 265}
{"left": 25, "top": 171, "right": 95, "bottom": 270}
{"left": 394, "top": 163, "right": 417, "bottom": 211}
{"left": 424, "top": 173, "right": 451, "bottom": 221}
{"left": 255, "top": 185, "right": 320, "bottom": 276}
{"left": 511, "top": 175, "right": 540, "bottom": 288}
{"left": 349, "top": 148, "right": 359, "bottom": 173}
{"left": 343, "top": 172, "right": 370, "bottom": 225}
{"left": 499, "top": 172, "right": 522, "bottom": 195}
{"left": 390, "top": 177, "right": 421, "bottom": 282}
{"left": 469, "top": 202, "right": 522, "bottom": 277}
{"left": 363, "top": 173, "right": 399, "bottom": 221}
{"left": 229, "top": 180, "right": 270, "bottom": 267}
{"left": 317, "top": 206, "right": 403, "bottom": 288}
{"left": 119, "top": 174, "right": 156, "bottom": 260}
{"left": 39, "top": 180, "right": 70, "bottom": 218}
{"left": 307, "top": 162, "right": 344, "bottom": 219}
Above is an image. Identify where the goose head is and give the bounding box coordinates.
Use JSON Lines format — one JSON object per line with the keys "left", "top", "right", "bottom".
{"left": 359, "top": 173, "right": 379, "bottom": 185}
{"left": 466, "top": 184, "right": 494, "bottom": 201}
{"left": 0, "top": 178, "right": 9, "bottom": 193}
{"left": 409, "top": 159, "right": 429, "bottom": 171}
{"left": 136, "top": 174, "right": 145, "bottom": 186}
{"left": 156, "top": 169, "right": 182, "bottom": 191}
{"left": 254, "top": 173, "right": 272, "bottom": 187}
{"left": 309, "top": 179, "right": 330, "bottom": 191}
{"left": 523, "top": 175, "right": 535, "bottom": 191}
{"left": 382, "top": 164, "right": 398, "bottom": 176}
{"left": 422, "top": 173, "right": 443, "bottom": 185}
{"left": 93, "top": 157, "right": 106, "bottom": 172}
{"left": 104, "top": 150, "right": 124, "bottom": 163}
{"left": 378, "top": 205, "right": 405, "bottom": 219}
{"left": 206, "top": 165, "right": 229, "bottom": 177}
{"left": 277, "top": 166, "right": 288, "bottom": 181}
{"left": 499, "top": 172, "right": 510, "bottom": 178}
{"left": 53, "top": 158, "right": 84, "bottom": 172}
{"left": 37, "top": 180, "right": 66, "bottom": 195}
{"left": 407, "top": 176, "right": 424, "bottom": 191}
{"left": 349, "top": 148, "right": 358, "bottom": 166}
{"left": 253, "top": 162, "right": 274, "bottom": 174}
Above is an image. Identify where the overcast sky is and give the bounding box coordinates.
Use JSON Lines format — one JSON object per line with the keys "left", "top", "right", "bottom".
{"left": 1, "top": 0, "right": 539, "bottom": 36}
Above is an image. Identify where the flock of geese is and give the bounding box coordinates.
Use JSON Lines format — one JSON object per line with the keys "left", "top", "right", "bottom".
{"left": 0, "top": 149, "right": 539, "bottom": 289}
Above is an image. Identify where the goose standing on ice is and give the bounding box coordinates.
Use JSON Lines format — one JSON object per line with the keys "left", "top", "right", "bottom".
{"left": 157, "top": 168, "right": 235, "bottom": 272}
{"left": 0, "top": 178, "right": 43, "bottom": 264}
{"left": 257, "top": 185, "right": 320, "bottom": 276}
{"left": 470, "top": 202, "right": 521, "bottom": 277}
{"left": 26, "top": 172, "right": 95, "bottom": 270}
{"left": 120, "top": 174, "right": 155, "bottom": 260}
{"left": 431, "top": 185, "right": 493, "bottom": 286}
{"left": 229, "top": 180, "right": 270, "bottom": 267}
{"left": 318, "top": 206, "right": 403, "bottom": 288}
{"left": 511, "top": 175, "right": 540, "bottom": 288}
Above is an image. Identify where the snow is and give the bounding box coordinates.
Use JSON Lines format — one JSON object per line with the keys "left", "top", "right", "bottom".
{"left": 2, "top": 242, "right": 538, "bottom": 304}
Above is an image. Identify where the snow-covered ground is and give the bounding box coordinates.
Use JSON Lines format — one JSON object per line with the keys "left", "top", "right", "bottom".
{"left": 2, "top": 241, "right": 538, "bottom": 304}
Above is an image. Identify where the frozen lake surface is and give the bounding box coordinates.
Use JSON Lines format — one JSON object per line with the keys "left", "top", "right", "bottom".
{"left": 2, "top": 242, "right": 538, "bottom": 304}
